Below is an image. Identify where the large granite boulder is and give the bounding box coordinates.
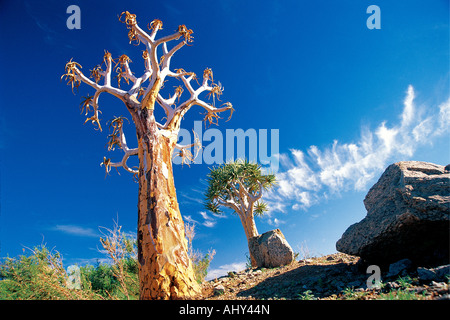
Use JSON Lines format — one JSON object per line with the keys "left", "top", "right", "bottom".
{"left": 249, "top": 229, "right": 294, "bottom": 268}
{"left": 336, "top": 161, "right": 450, "bottom": 267}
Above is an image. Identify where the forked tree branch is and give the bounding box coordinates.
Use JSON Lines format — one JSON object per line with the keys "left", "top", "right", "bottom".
{"left": 102, "top": 117, "right": 138, "bottom": 175}
{"left": 62, "top": 13, "right": 234, "bottom": 173}
{"left": 173, "top": 130, "right": 202, "bottom": 167}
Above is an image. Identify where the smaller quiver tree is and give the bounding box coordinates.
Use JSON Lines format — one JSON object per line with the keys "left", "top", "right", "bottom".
{"left": 204, "top": 159, "right": 276, "bottom": 267}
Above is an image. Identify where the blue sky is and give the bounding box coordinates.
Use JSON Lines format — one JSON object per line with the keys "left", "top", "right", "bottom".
{"left": 0, "top": 0, "right": 448, "bottom": 279}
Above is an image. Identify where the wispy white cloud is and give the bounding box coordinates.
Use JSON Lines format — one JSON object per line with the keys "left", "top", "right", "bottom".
{"left": 183, "top": 215, "right": 200, "bottom": 225}
{"left": 179, "top": 185, "right": 208, "bottom": 205}
{"left": 265, "top": 85, "right": 450, "bottom": 214}
{"left": 199, "top": 211, "right": 213, "bottom": 221}
{"left": 184, "top": 211, "right": 219, "bottom": 228}
{"left": 180, "top": 192, "right": 204, "bottom": 205}
{"left": 203, "top": 220, "right": 217, "bottom": 228}
{"left": 206, "top": 262, "right": 247, "bottom": 280}
{"left": 266, "top": 217, "right": 285, "bottom": 227}
{"left": 24, "top": 1, "right": 72, "bottom": 48}
{"left": 53, "top": 224, "right": 99, "bottom": 238}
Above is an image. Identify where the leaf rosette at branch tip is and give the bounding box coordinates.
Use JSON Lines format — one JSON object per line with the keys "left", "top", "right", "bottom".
{"left": 148, "top": 19, "right": 163, "bottom": 32}
{"left": 206, "top": 82, "right": 223, "bottom": 107}
{"left": 174, "top": 148, "right": 195, "bottom": 167}
{"left": 202, "top": 111, "right": 221, "bottom": 128}
{"left": 79, "top": 95, "right": 93, "bottom": 115}
{"left": 253, "top": 200, "right": 269, "bottom": 216}
{"left": 105, "top": 116, "right": 127, "bottom": 150}
{"left": 100, "top": 157, "right": 112, "bottom": 175}
{"left": 106, "top": 132, "right": 121, "bottom": 151}
{"left": 118, "top": 54, "right": 132, "bottom": 65}
{"left": 203, "top": 68, "right": 213, "bottom": 82}
{"left": 174, "top": 130, "right": 202, "bottom": 167}
{"left": 108, "top": 116, "right": 130, "bottom": 132}
{"left": 84, "top": 114, "right": 102, "bottom": 132}
{"left": 114, "top": 69, "right": 127, "bottom": 88}
{"left": 178, "top": 24, "right": 194, "bottom": 44}
{"left": 173, "top": 85, "right": 184, "bottom": 103}
{"left": 90, "top": 65, "right": 103, "bottom": 84}
{"left": 221, "top": 102, "right": 234, "bottom": 122}
{"left": 142, "top": 50, "right": 149, "bottom": 60}
{"left": 61, "top": 58, "right": 82, "bottom": 93}
{"left": 103, "top": 50, "right": 116, "bottom": 66}
{"left": 118, "top": 11, "right": 137, "bottom": 27}
{"left": 119, "top": 11, "right": 140, "bottom": 45}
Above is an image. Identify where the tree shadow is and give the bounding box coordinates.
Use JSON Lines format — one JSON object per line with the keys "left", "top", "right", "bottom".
{"left": 237, "top": 261, "right": 365, "bottom": 300}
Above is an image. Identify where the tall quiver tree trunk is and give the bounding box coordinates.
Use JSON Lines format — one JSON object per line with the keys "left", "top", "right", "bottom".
{"left": 62, "top": 12, "right": 234, "bottom": 299}
{"left": 135, "top": 111, "right": 199, "bottom": 299}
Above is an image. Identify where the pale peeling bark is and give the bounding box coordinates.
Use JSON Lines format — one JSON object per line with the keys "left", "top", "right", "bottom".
{"left": 239, "top": 210, "right": 259, "bottom": 267}
{"left": 240, "top": 211, "right": 259, "bottom": 241}
{"left": 136, "top": 116, "right": 199, "bottom": 299}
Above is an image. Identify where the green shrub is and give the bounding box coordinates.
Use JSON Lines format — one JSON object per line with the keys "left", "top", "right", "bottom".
{"left": 0, "top": 245, "right": 101, "bottom": 300}
{"left": 0, "top": 220, "right": 213, "bottom": 299}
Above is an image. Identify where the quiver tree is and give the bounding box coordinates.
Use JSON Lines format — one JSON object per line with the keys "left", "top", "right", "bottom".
{"left": 61, "top": 12, "right": 234, "bottom": 300}
{"left": 204, "top": 159, "right": 276, "bottom": 267}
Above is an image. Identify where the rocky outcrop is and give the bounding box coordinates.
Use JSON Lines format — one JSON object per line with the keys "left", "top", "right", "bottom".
{"left": 336, "top": 161, "right": 450, "bottom": 267}
{"left": 249, "top": 229, "right": 294, "bottom": 268}
{"left": 417, "top": 264, "right": 450, "bottom": 282}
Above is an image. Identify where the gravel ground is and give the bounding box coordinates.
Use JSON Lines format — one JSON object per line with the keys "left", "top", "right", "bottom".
{"left": 200, "top": 253, "right": 449, "bottom": 300}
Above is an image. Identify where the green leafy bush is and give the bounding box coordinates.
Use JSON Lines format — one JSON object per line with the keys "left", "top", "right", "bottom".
{"left": 0, "top": 220, "right": 214, "bottom": 299}
{"left": 0, "top": 245, "right": 101, "bottom": 300}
